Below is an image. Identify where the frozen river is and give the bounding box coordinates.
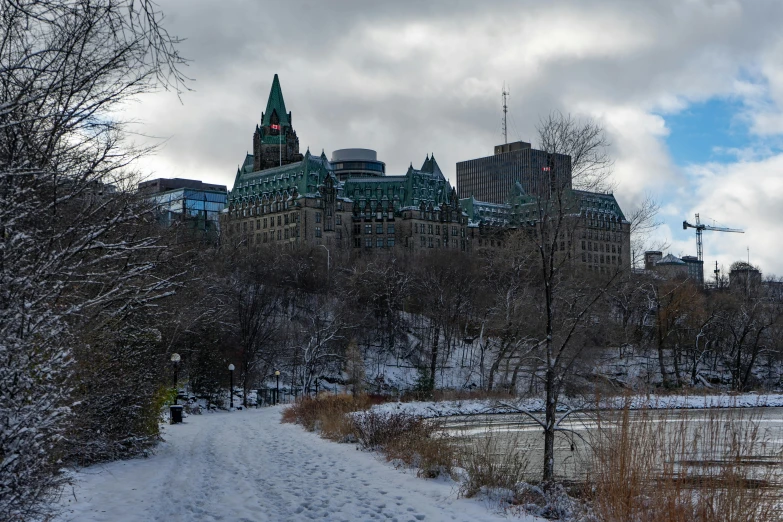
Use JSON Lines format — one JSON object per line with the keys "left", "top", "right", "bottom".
{"left": 442, "top": 407, "right": 783, "bottom": 484}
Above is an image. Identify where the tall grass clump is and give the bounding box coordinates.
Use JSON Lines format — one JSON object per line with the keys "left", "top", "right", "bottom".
{"left": 458, "top": 428, "right": 530, "bottom": 498}
{"left": 354, "top": 411, "right": 455, "bottom": 478}
{"left": 587, "top": 404, "right": 781, "bottom": 522}
{"left": 281, "top": 393, "right": 371, "bottom": 441}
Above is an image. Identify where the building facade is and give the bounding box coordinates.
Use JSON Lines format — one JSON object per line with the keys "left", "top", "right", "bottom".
{"left": 223, "top": 74, "right": 632, "bottom": 274}
{"left": 643, "top": 251, "right": 704, "bottom": 284}
{"left": 141, "top": 178, "right": 227, "bottom": 233}
{"left": 223, "top": 75, "right": 470, "bottom": 254}
{"left": 456, "top": 140, "right": 571, "bottom": 203}
{"left": 461, "top": 184, "right": 631, "bottom": 274}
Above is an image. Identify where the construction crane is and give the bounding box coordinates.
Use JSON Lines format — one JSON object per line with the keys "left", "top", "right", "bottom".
{"left": 682, "top": 213, "right": 744, "bottom": 263}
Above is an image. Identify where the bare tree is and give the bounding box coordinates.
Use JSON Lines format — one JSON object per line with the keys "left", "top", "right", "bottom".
{"left": 0, "top": 1, "right": 185, "bottom": 517}
{"left": 501, "top": 111, "right": 623, "bottom": 485}
{"left": 537, "top": 111, "right": 614, "bottom": 192}
{"left": 627, "top": 193, "right": 666, "bottom": 268}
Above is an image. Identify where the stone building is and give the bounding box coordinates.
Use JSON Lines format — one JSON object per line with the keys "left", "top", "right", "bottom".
{"left": 460, "top": 183, "right": 631, "bottom": 274}
{"left": 223, "top": 74, "right": 632, "bottom": 274}
{"left": 223, "top": 75, "right": 469, "bottom": 254}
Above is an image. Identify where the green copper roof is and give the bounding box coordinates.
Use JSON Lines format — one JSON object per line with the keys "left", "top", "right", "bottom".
{"left": 229, "top": 150, "right": 333, "bottom": 202}
{"left": 261, "top": 74, "right": 289, "bottom": 127}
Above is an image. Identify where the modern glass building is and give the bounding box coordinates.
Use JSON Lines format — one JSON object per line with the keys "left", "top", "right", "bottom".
{"left": 148, "top": 187, "right": 227, "bottom": 232}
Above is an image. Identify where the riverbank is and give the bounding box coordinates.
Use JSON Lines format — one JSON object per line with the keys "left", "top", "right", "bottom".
{"left": 367, "top": 392, "right": 783, "bottom": 418}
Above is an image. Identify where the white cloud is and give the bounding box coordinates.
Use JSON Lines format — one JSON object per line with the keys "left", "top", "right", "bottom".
{"left": 680, "top": 154, "right": 783, "bottom": 276}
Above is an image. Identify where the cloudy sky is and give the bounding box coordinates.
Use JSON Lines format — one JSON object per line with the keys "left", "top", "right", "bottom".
{"left": 129, "top": 0, "right": 783, "bottom": 277}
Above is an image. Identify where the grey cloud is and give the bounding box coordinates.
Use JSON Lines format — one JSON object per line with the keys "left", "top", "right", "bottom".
{"left": 127, "top": 0, "right": 783, "bottom": 271}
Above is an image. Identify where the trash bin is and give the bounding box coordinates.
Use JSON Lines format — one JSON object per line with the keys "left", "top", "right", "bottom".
{"left": 170, "top": 405, "right": 183, "bottom": 424}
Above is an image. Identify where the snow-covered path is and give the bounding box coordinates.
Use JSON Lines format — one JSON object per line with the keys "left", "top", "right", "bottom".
{"left": 54, "top": 407, "right": 537, "bottom": 522}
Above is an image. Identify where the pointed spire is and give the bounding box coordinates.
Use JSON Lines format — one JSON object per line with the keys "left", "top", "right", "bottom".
{"left": 261, "top": 74, "right": 290, "bottom": 127}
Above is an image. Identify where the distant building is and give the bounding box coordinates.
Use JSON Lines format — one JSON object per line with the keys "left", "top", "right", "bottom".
{"left": 139, "top": 178, "right": 227, "bottom": 233}
{"left": 729, "top": 262, "right": 762, "bottom": 292}
{"left": 644, "top": 251, "right": 704, "bottom": 283}
{"left": 461, "top": 184, "right": 631, "bottom": 274}
{"left": 138, "top": 178, "right": 226, "bottom": 195}
{"left": 224, "top": 76, "right": 468, "bottom": 253}
{"left": 456, "top": 140, "right": 571, "bottom": 203}
{"left": 644, "top": 251, "right": 663, "bottom": 270}
{"left": 653, "top": 253, "right": 689, "bottom": 279}
{"left": 251, "top": 74, "right": 304, "bottom": 172}
{"left": 681, "top": 255, "right": 704, "bottom": 286}
{"left": 223, "top": 74, "right": 632, "bottom": 274}
{"left": 331, "top": 149, "right": 386, "bottom": 180}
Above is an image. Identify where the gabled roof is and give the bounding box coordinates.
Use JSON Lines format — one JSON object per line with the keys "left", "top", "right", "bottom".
{"left": 657, "top": 254, "right": 686, "bottom": 265}
{"left": 261, "top": 74, "right": 289, "bottom": 127}
{"left": 420, "top": 154, "right": 443, "bottom": 178}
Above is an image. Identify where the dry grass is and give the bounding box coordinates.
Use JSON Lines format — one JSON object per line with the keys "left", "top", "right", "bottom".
{"left": 281, "top": 393, "right": 372, "bottom": 441}
{"left": 457, "top": 428, "right": 530, "bottom": 498}
{"left": 283, "top": 395, "right": 455, "bottom": 478}
{"left": 354, "top": 411, "right": 455, "bottom": 478}
{"left": 586, "top": 404, "right": 782, "bottom": 522}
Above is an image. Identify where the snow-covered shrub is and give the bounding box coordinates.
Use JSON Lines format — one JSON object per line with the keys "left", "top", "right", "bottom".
{"left": 63, "top": 323, "right": 168, "bottom": 466}
{"left": 512, "top": 483, "right": 582, "bottom": 520}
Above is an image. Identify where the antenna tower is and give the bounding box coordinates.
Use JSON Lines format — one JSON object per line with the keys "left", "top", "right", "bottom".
{"left": 501, "top": 83, "right": 509, "bottom": 144}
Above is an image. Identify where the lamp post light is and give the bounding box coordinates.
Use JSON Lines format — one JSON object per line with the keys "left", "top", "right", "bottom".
{"left": 318, "top": 244, "right": 330, "bottom": 272}
{"left": 275, "top": 370, "right": 281, "bottom": 405}
{"left": 171, "top": 353, "right": 181, "bottom": 405}
{"left": 228, "top": 363, "right": 235, "bottom": 410}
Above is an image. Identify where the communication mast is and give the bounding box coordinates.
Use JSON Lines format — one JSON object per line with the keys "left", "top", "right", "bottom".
{"left": 501, "top": 83, "right": 509, "bottom": 144}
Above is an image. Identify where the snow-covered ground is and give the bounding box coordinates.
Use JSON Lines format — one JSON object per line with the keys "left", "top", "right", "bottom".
{"left": 368, "top": 393, "right": 783, "bottom": 418}
{"left": 52, "top": 407, "right": 542, "bottom": 522}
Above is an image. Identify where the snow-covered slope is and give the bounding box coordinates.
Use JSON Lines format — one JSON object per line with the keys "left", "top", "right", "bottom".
{"left": 52, "top": 407, "right": 542, "bottom": 522}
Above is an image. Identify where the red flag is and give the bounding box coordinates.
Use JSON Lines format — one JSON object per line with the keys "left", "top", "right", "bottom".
{"left": 271, "top": 124, "right": 280, "bottom": 130}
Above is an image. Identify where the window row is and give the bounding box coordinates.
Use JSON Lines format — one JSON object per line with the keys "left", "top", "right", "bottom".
{"left": 252, "top": 228, "right": 300, "bottom": 243}
{"left": 582, "top": 252, "right": 620, "bottom": 265}
{"left": 354, "top": 224, "right": 396, "bottom": 235}
{"left": 582, "top": 241, "right": 621, "bottom": 254}
{"left": 353, "top": 237, "right": 396, "bottom": 248}
{"left": 413, "top": 223, "right": 463, "bottom": 237}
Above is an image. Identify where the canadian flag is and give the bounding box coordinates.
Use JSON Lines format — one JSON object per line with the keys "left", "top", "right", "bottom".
{"left": 271, "top": 124, "right": 280, "bottom": 130}
{"left": 542, "top": 166, "right": 551, "bottom": 171}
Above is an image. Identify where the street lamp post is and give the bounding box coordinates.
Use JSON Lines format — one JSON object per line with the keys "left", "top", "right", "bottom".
{"left": 318, "top": 244, "right": 330, "bottom": 272}
{"left": 171, "top": 353, "right": 181, "bottom": 405}
{"left": 275, "top": 370, "right": 281, "bottom": 405}
{"left": 228, "top": 363, "right": 235, "bottom": 410}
